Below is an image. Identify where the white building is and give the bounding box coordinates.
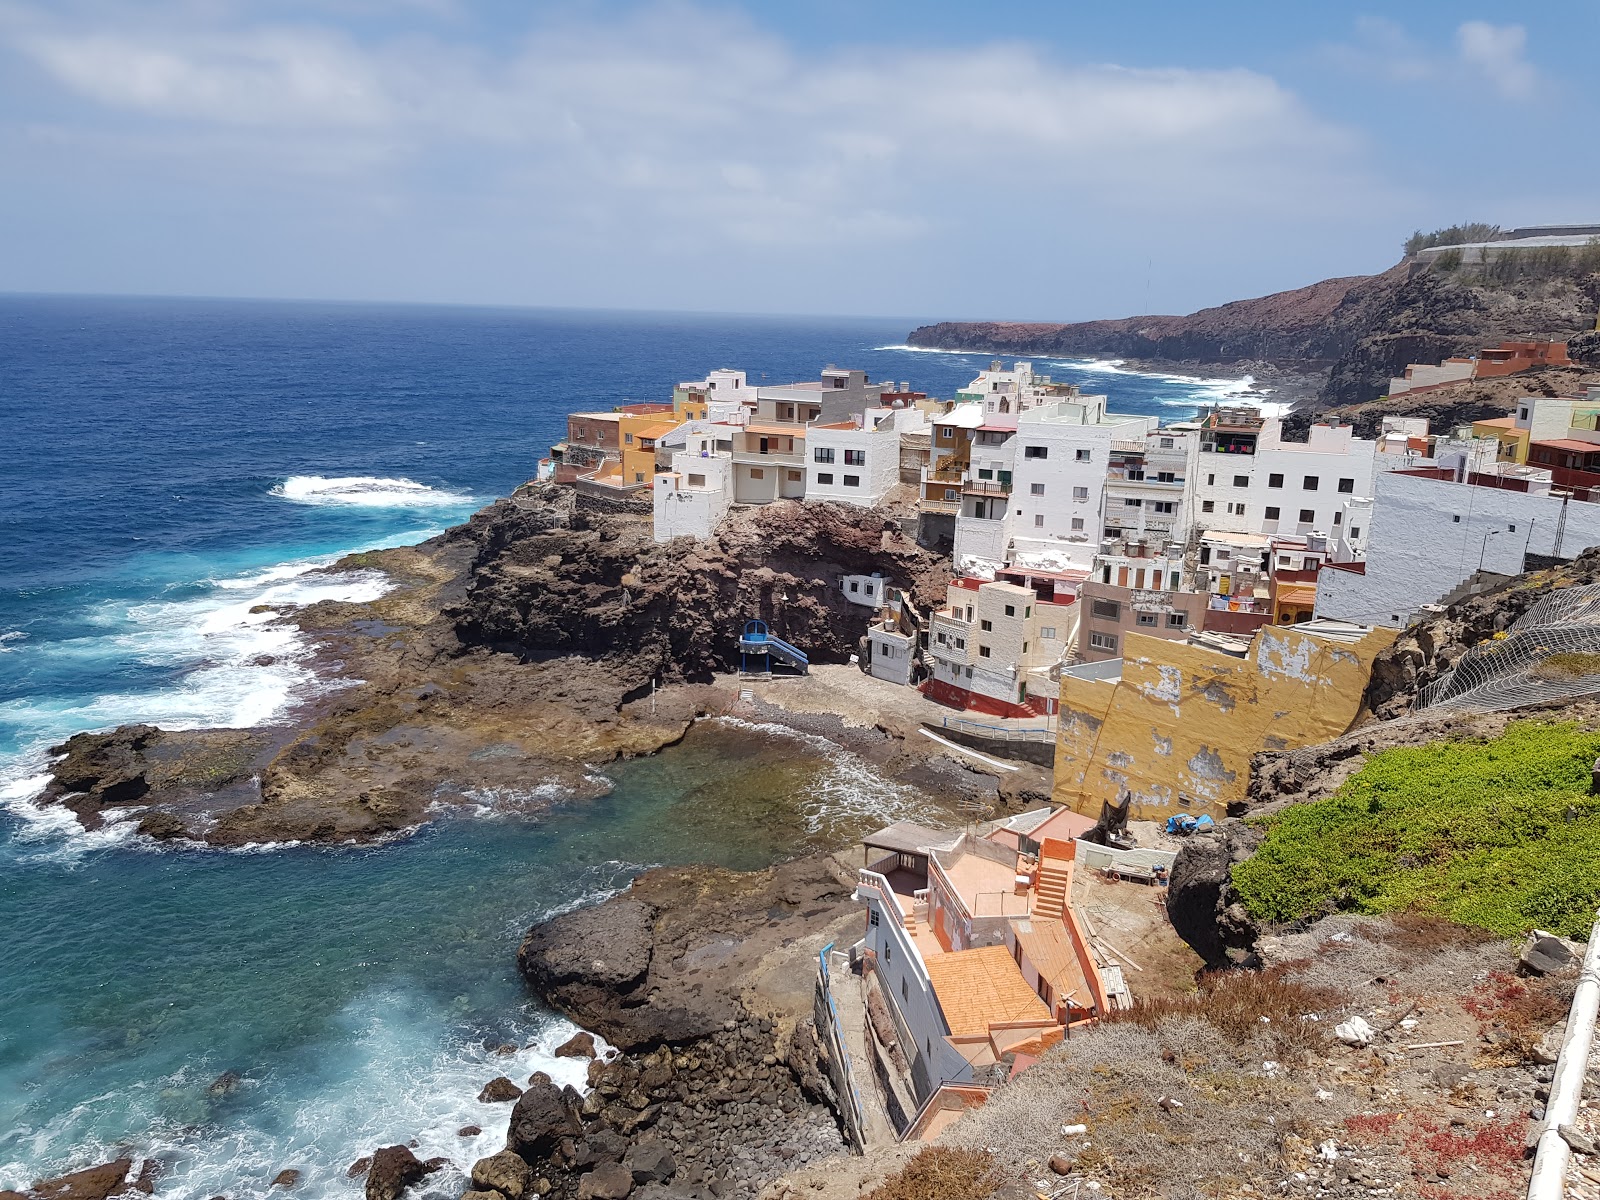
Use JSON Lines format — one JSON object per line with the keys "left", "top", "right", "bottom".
{"left": 807, "top": 407, "right": 924, "bottom": 508}
{"left": 1389, "top": 359, "right": 1475, "bottom": 397}
{"left": 1100, "top": 422, "right": 1198, "bottom": 555}
{"left": 924, "top": 576, "right": 1074, "bottom": 716}
{"left": 653, "top": 429, "right": 734, "bottom": 542}
{"left": 1008, "top": 398, "right": 1159, "bottom": 573}
{"left": 841, "top": 573, "right": 888, "bottom": 607}
{"left": 675, "top": 369, "right": 757, "bottom": 424}
{"left": 1192, "top": 410, "right": 1378, "bottom": 545}
{"left": 1315, "top": 466, "right": 1600, "bottom": 628}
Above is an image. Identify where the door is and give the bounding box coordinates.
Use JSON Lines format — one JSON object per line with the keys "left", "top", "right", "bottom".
{"left": 760, "top": 437, "right": 770, "bottom": 454}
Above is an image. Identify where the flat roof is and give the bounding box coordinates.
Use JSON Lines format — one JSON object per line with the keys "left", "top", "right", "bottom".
{"left": 1012, "top": 917, "right": 1091, "bottom": 1006}
{"left": 1202, "top": 530, "right": 1272, "bottom": 548}
{"left": 1535, "top": 438, "right": 1600, "bottom": 453}
{"left": 743, "top": 422, "right": 807, "bottom": 436}
{"left": 924, "top": 945, "right": 1052, "bottom": 1036}
{"left": 1472, "top": 417, "right": 1518, "bottom": 430}
{"left": 863, "top": 821, "right": 962, "bottom": 857}
{"left": 1030, "top": 807, "right": 1098, "bottom": 843}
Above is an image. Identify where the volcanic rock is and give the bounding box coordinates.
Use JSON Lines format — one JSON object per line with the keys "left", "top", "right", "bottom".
{"left": 478, "top": 1076, "right": 524, "bottom": 1103}
{"left": 363, "top": 1147, "right": 441, "bottom": 1200}
{"left": 554, "top": 1031, "right": 597, "bottom": 1059}
{"left": 26, "top": 1160, "right": 133, "bottom": 1200}
{"left": 506, "top": 1078, "right": 583, "bottom": 1162}
{"left": 471, "top": 1151, "right": 533, "bottom": 1200}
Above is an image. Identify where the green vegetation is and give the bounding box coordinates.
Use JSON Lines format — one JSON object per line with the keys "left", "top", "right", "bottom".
{"left": 1405, "top": 223, "right": 1500, "bottom": 256}
{"left": 1233, "top": 721, "right": 1600, "bottom": 938}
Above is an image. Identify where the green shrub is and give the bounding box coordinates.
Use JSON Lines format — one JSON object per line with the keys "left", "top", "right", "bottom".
{"left": 1232, "top": 721, "right": 1600, "bottom": 938}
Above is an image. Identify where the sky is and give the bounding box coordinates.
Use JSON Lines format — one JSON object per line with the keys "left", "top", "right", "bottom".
{"left": 1, "top": 0, "right": 1597, "bottom": 322}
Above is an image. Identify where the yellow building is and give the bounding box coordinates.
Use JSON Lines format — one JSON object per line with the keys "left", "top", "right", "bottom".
{"left": 1469, "top": 416, "right": 1528, "bottom": 463}
{"left": 613, "top": 414, "right": 680, "bottom": 487}
{"left": 1052, "top": 623, "right": 1395, "bottom": 822}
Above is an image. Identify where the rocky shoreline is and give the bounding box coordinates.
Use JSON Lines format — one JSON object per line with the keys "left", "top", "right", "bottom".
{"left": 452, "top": 856, "right": 866, "bottom": 1200}
{"left": 30, "top": 487, "right": 969, "bottom": 849}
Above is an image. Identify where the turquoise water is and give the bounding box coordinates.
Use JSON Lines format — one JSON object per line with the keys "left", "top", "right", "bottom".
{"left": 0, "top": 296, "right": 1264, "bottom": 1196}
{"left": 0, "top": 720, "right": 935, "bottom": 1197}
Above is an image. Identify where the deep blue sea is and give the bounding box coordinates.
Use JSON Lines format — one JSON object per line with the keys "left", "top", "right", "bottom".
{"left": 0, "top": 295, "right": 1266, "bottom": 1197}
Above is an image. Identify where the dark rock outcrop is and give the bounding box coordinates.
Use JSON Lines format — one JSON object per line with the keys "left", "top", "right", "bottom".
{"left": 554, "top": 1032, "right": 598, "bottom": 1060}
{"left": 23, "top": 1160, "right": 134, "bottom": 1200}
{"left": 363, "top": 1146, "right": 442, "bottom": 1200}
{"left": 506, "top": 1077, "right": 584, "bottom": 1162}
{"left": 478, "top": 1076, "right": 525, "bottom": 1104}
{"left": 1166, "top": 825, "right": 1265, "bottom": 966}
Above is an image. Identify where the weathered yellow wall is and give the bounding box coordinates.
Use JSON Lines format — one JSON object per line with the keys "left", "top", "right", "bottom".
{"left": 1051, "top": 625, "right": 1397, "bottom": 821}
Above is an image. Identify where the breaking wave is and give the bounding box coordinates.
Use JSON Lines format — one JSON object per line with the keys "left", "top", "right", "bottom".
{"left": 271, "top": 476, "right": 474, "bottom": 509}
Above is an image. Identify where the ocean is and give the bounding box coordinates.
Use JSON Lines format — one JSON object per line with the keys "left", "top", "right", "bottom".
{"left": 0, "top": 295, "right": 1266, "bottom": 1197}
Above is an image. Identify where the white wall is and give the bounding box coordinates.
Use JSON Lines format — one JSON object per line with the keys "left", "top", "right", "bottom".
{"left": 653, "top": 450, "right": 733, "bottom": 542}
{"left": 807, "top": 421, "right": 900, "bottom": 507}
{"left": 1193, "top": 422, "right": 1377, "bottom": 540}
{"left": 1316, "top": 470, "right": 1600, "bottom": 627}
{"left": 868, "top": 628, "right": 915, "bottom": 686}
{"left": 842, "top": 574, "right": 887, "bottom": 607}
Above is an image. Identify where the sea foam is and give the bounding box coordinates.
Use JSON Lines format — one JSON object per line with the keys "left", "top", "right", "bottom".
{"left": 271, "top": 475, "right": 475, "bottom": 509}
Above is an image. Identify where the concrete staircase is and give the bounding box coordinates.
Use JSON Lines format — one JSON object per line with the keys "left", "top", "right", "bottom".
{"left": 1035, "top": 857, "right": 1072, "bottom": 918}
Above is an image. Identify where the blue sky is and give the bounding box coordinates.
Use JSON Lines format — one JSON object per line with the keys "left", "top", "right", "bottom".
{"left": 1, "top": 1, "right": 1596, "bottom": 321}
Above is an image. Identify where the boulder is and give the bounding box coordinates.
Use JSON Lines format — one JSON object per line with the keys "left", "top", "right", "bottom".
{"left": 28, "top": 1160, "right": 133, "bottom": 1200}
{"left": 623, "top": 1142, "right": 676, "bottom": 1185}
{"left": 270, "top": 1171, "right": 299, "bottom": 1189}
{"left": 1521, "top": 933, "right": 1581, "bottom": 977}
{"left": 518, "top": 898, "right": 656, "bottom": 994}
{"left": 458, "top": 1126, "right": 483, "bottom": 1138}
{"left": 346, "top": 1158, "right": 372, "bottom": 1179}
{"left": 554, "top": 1032, "right": 597, "bottom": 1059}
{"left": 364, "top": 1146, "right": 442, "bottom": 1200}
{"left": 506, "top": 1078, "right": 583, "bottom": 1162}
{"left": 575, "top": 1163, "right": 634, "bottom": 1200}
{"left": 1166, "top": 825, "right": 1264, "bottom": 966}
{"left": 471, "top": 1152, "right": 533, "bottom": 1200}
{"left": 207, "top": 1070, "right": 243, "bottom": 1098}
{"left": 478, "top": 1076, "right": 525, "bottom": 1103}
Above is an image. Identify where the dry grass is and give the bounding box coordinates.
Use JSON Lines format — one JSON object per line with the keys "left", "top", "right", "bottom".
{"left": 1463, "top": 968, "right": 1573, "bottom": 1063}
{"left": 1102, "top": 965, "right": 1337, "bottom": 1061}
{"left": 950, "top": 1021, "right": 1340, "bottom": 1200}
{"left": 861, "top": 1148, "right": 998, "bottom": 1200}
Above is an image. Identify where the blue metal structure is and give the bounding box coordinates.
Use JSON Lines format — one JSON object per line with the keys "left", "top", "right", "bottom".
{"left": 739, "top": 619, "right": 809, "bottom": 674}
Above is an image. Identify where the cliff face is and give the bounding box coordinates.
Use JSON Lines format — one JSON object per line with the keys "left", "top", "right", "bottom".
{"left": 909, "top": 263, "right": 1600, "bottom": 409}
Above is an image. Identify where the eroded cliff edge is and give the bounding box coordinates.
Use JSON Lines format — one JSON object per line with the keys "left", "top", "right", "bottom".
{"left": 37, "top": 487, "right": 953, "bottom": 846}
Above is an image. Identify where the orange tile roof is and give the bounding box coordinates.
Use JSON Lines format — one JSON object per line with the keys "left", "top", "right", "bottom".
{"left": 1275, "top": 581, "right": 1319, "bottom": 606}
{"left": 924, "top": 945, "right": 1051, "bottom": 1036}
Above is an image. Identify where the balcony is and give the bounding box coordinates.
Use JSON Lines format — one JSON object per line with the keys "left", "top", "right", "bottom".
{"left": 919, "top": 497, "right": 960, "bottom": 514}
{"left": 962, "top": 480, "right": 1012, "bottom": 498}
{"left": 732, "top": 447, "right": 803, "bottom": 467}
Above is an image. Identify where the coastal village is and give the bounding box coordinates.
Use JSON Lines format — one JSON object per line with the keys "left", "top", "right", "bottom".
{"left": 520, "top": 319, "right": 1600, "bottom": 1173}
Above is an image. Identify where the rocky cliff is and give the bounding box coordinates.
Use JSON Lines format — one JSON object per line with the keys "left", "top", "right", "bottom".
{"left": 908, "top": 261, "right": 1600, "bottom": 410}
{"left": 37, "top": 488, "right": 953, "bottom": 847}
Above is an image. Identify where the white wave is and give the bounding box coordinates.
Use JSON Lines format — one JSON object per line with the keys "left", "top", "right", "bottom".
{"left": 271, "top": 475, "right": 475, "bottom": 509}
{"left": 0, "top": 561, "right": 394, "bottom": 856}
{"left": 0, "top": 990, "right": 609, "bottom": 1200}
{"left": 711, "top": 715, "right": 935, "bottom": 837}
{"left": 870, "top": 344, "right": 984, "bottom": 355}
{"left": 0, "top": 631, "right": 26, "bottom": 651}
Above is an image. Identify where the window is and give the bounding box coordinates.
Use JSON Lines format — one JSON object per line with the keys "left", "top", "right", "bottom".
{"left": 634, "top": 472, "right": 644, "bottom": 483}
{"left": 981, "top": 619, "right": 993, "bottom": 631}
{"left": 868, "top": 908, "right": 878, "bottom": 927}
{"left": 940, "top": 428, "right": 953, "bottom": 441}
{"left": 1030, "top": 482, "right": 1045, "bottom": 496}
{"left": 1025, "top": 446, "right": 1049, "bottom": 459}
{"left": 936, "top": 632, "right": 947, "bottom": 645}
{"left": 1089, "top": 631, "right": 1118, "bottom": 651}
{"left": 954, "top": 637, "right": 965, "bottom": 649}
{"left": 1206, "top": 473, "right": 1215, "bottom": 485}
{"left": 978, "top": 468, "right": 992, "bottom": 480}
{"left": 1278, "top": 554, "right": 1292, "bottom": 567}
{"left": 1202, "top": 500, "right": 1216, "bottom": 513}
{"left": 1070, "top": 517, "right": 1084, "bottom": 530}
{"left": 1167, "top": 612, "right": 1187, "bottom": 628}
{"left": 1125, "top": 497, "right": 1142, "bottom": 507}
{"left": 1303, "top": 475, "right": 1319, "bottom": 490}
{"left": 1091, "top": 599, "right": 1121, "bottom": 620}
{"left": 813, "top": 447, "right": 835, "bottom": 463}
{"left": 787, "top": 470, "right": 802, "bottom": 482}
{"left": 1228, "top": 502, "right": 1246, "bottom": 516}
{"left": 1041, "top": 626, "right": 1056, "bottom": 640}
{"left": 1101, "top": 565, "right": 1112, "bottom": 583}
{"left": 1157, "top": 471, "right": 1176, "bottom": 483}
{"left": 843, "top": 475, "right": 859, "bottom": 487}
{"left": 1233, "top": 475, "right": 1249, "bottom": 488}
{"left": 1034, "top": 514, "right": 1044, "bottom": 526}
{"left": 624, "top": 432, "right": 634, "bottom": 445}
{"left": 1154, "top": 501, "right": 1175, "bottom": 514}
{"left": 1333, "top": 511, "right": 1342, "bottom": 526}
{"left": 844, "top": 449, "right": 866, "bottom": 466}
{"left": 750, "top": 468, "right": 765, "bottom": 479}
{"left": 1268, "top": 473, "right": 1283, "bottom": 488}
{"left": 943, "top": 488, "right": 957, "bottom": 500}
{"left": 1022, "top": 642, "right": 1029, "bottom": 654}
{"left": 687, "top": 473, "right": 705, "bottom": 487}
{"left": 1170, "top": 571, "right": 1181, "bottom": 588}
{"left": 1338, "top": 477, "right": 1355, "bottom": 494}
{"left": 1004, "top": 604, "right": 1016, "bottom": 617}
{"left": 979, "top": 645, "right": 992, "bottom": 658}
{"left": 1159, "top": 437, "right": 1175, "bottom": 448}
{"left": 1073, "top": 486, "right": 1089, "bottom": 500}
{"left": 1265, "top": 506, "right": 1280, "bottom": 520}
{"left": 1298, "top": 508, "right": 1315, "bottom": 523}
{"left": 1075, "top": 448, "right": 1091, "bottom": 462}
{"left": 1351, "top": 526, "right": 1362, "bottom": 538}
{"left": 1303, "top": 557, "right": 1318, "bottom": 570}
{"left": 1452, "top": 514, "right": 1461, "bottom": 523}
{"left": 1127, "top": 469, "right": 1145, "bottom": 481}
{"left": 849, "top": 581, "right": 859, "bottom": 593}
{"left": 1136, "top": 612, "right": 1158, "bottom": 627}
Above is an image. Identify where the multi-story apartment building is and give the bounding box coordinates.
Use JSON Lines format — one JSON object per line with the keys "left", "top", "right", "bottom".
{"left": 806, "top": 407, "right": 927, "bottom": 508}
{"left": 923, "top": 576, "right": 1075, "bottom": 716}
{"left": 955, "top": 360, "right": 1092, "bottom": 416}
{"left": 1099, "top": 422, "right": 1198, "bottom": 552}
{"left": 917, "top": 405, "right": 986, "bottom": 551}
{"left": 1190, "top": 409, "right": 1378, "bottom": 543}
{"left": 653, "top": 429, "right": 735, "bottom": 542}
{"left": 674, "top": 368, "right": 756, "bottom": 423}
{"left": 758, "top": 366, "right": 894, "bottom": 426}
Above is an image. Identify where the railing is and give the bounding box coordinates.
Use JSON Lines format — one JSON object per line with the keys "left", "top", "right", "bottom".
{"left": 856, "top": 868, "right": 906, "bottom": 926}
{"left": 941, "top": 715, "right": 1057, "bottom": 742}
{"left": 962, "top": 480, "right": 1011, "bottom": 498}
{"left": 817, "top": 944, "right": 868, "bottom": 1152}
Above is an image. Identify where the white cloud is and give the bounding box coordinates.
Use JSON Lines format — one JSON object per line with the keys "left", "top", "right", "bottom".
{"left": 1456, "top": 20, "right": 1538, "bottom": 100}
{"left": 2, "top": 1, "right": 1372, "bottom": 255}
{"left": 1325, "top": 16, "right": 1539, "bottom": 102}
